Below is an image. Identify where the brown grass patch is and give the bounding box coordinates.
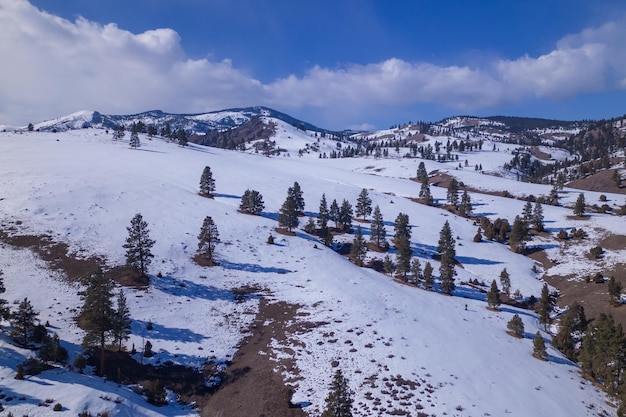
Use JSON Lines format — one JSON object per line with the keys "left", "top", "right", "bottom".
{"left": 567, "top": 169, "right": 626, "bottom": 194}
{"left": 275, "top": 228, "right": 297, "bottom": 236}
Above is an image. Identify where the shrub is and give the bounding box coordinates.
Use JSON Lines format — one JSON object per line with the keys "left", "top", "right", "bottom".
{"left": 53, "top": 403, "right": 63, "bottom": 411}
{"left": 599, "top": 194, "right": 607, "bottom": 202}
{"left": 593, "top": 272, "right": 604, "bottom": 283}
{"left": 589, "top": 246, "right": 603, "bottom": 259}
{"left": 557, "top": 230, "right": 568, "bottom": 239}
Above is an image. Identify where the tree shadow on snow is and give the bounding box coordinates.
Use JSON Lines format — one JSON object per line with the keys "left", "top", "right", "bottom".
{"left": 220, "top": 260, "right": 292, "bottom": 274}
{"left": 152, "top": 275, "right": 236, "bottom": 301}
{"left": 214, "top": 193, "right": 240, "bottom": 200}
{"left": 455, "top": 255, "right": 503, "bottom": 266}
{"left": 132, "top": 319, "right": 208, "bottom": 344}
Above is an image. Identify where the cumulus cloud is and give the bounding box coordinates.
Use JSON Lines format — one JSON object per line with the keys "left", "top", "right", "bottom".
{"left": 0, "top": 0, "right": 625, "bottom": 127}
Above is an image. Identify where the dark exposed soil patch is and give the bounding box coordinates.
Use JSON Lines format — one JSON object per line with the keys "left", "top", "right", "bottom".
{"left": 567, "top": 169, "right": 626, "bottom": 194}
{"left": 0, "top": 228, "right": 103, "bottom": 283}
{"left": 201, "top": 299, "right": 306, "bottom": 417}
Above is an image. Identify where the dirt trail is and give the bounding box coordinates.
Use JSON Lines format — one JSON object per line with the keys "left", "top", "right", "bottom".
{"left": 201, "top": 299, "right": 306, "bottom": 417}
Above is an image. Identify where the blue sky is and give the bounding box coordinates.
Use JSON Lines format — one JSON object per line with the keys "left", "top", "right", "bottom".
{"left": 2, "top": 0, "right": 626, "bottom": 129}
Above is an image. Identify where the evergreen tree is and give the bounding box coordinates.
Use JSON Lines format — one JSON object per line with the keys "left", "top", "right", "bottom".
{"left": 608, "top": 276, "right": 623, "bottom": 306}
{"left": 355, "top": 188, "right": 372, "bottom": 220}
{"left": 487, "top": 280, "right": 501, "bottom": 309}
{"left": 338, "top": 199, "right": 353, "bottom": 231}
{"left": 499, "top": 268, "right": 511, "bottom": 295}
{"left": 447, "top": 178, "right": 459, "bottom": 206}
{"left": 304, "top": 217, "right": 317, "bottom": 234}
{"left": 129, "top": 128, "right": 140, "bottom": 149}
{"left": 473, "top": 227, "right": 482, "bottom": 242}
{"left": 177, "top": 129, "right": 188, "bottom": 147}
{"left": 419, "top": 177, "right": 434, "bottom": 205}
{"left": 532, "top": 201, "right": 545, "bottom": 232}
{"left": 197, "top": 216, "right": 219, "bottom": 265}
{"left": 112, "top": 125, "right": 125, "bottom": 140}
{"left": 579, "top": 313, "right": 626, "bottom": 394}
{"left": 113, "top": 289, "right": 131, "bottom": 351}
{"left": 393, "top": 213, "right": 411, "bottom": 242}
{"left": 552, "top": 301, "right": 586, "bottom": 360}
{"left": 322, "top": 369, "right": 354, "bottom": 417}
{"left": 329, "top": 199, "right": 340, "bottom": 229}
{"left": 573, "top": 192, "right": 586, "bottom": 216}
{"left": 522, "top": 201, "right": 533, "bottom": 225}
{"left": 533, "top": 331, "right": 546, "bottom": 359}
{"left": 410, "top": 258, "right": 422, "bottom": 285}
{"left": 10, "top": 297, "right": 39, "bottom": 347}
{"left": 508, "top": 216, "right": 527, "bottom": 254}
{"left": 199, "top": 166, "right": 216, "bottom": 198}
{"left": 438, "top": 221, "right": 456, "bottom": 295}
{"left": 146, "top": 379, "right": 167, "bottom": 406}
{"left": 459, "top": 190, "right": 472, "bottom": 217}
{"left": 320, "top": 226, "right": 334, "bottom": 247}
{"left": 39, "top": 333, "right": 68, "bottom": 363}
{"left": 288, "top": 182, "right": 305, "bottom": 214}
{"left": 239, "top": 189, "right": 264, "bottom": 214}
{"left": 278, "top": 195, "right": 299, "bottom": 232}
{"left": 0, "top": 270, "right": 9, "bottom": 322}
{"left": 395, "top": 234, "right": 412, "bottom": 280}
{"left": 369, "top": 205, "right": 387, "bottom": 250}
{"left": 79, "top": 268, "right": 115, "bottom": 376}
{"left": 123, "top": 213, "right": 155, "bottom": 276}
{"left": 382, "top": 255, "right": 395, "bottom": 275}
{"left": 318, "top": 194, "right": 329, "bottom": 229}
{"left": 507, "top": 314, "right": 524, "bottom": 337}
{"left": 416, "top": 161, "right": 428, "bottom": 183}
{"left": 423, "top": 262, "right": 434, "bottom": 290}
{"left": 537, "top": 283, "right": 552, "bottom": 328}
{"left": 349, "top": 226, "right": 367, "bottom": 266}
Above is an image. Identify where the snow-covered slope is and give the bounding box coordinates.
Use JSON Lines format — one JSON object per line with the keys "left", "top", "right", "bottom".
{"left": 0, "top": 129, "right": 617, "bottom": 416}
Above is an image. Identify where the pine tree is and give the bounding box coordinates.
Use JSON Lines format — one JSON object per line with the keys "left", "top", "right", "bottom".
{"left": 369, "top": 205, "right": 387, "bottom": 250}
{"left": 113, "top": 289, "right": 131, "bottom": 351}
{"left": 533, "top": 331, "right": 546, "bottom": 359}
{"left": 447, "top": 178, "right": 459, "bottom": 206}
{"left": 318, "top": 194, "right": 329, "bottom": 229}
{"left": 79, "top": 268, "right": 115, "bottom": 376}
{"left": 507, "top": 314, "right": 524, "bottom": 337}
{"left": 608, "top": 276, "right": 623, "bottom": 306}
{"left": 508, "top": 216, "right": 527, "bottom": 254}
{"left": 329, "top": 199, "right": 340, "bottom": 229}
{"left": 338, "top": 199, "right": 353, "bottom": 231}
{"left": 438, "top": 221, "right": 456, "bottom": 295}
{"left": 419, "top": 177, "right": 434, "bottom": 205}
{"left": 10, "top": 297, "right": 39, "bottom": 347}
{"left": 487, "top": 280, "right": 501, "bottom": 309}
{"left": 393, "top": 213, "right": 411, "bottom": 242}
{"left": 322, "top": 369, "right": 354, "bottom": 417}
{"left": 522, "top": 201, "right": 533, "bottom": 225}
{"left": 552, "top": 301, "right": 586, "bottom": 360}
{"left": 147, "top": 379, "right": 167, "bottom": 406}
{"left": 532, "top": 201, "right": 544, "bottom": 232}
{"left": 355, "top": 188, "right": 372, "bottom": 220}
{"left": 123, "top": 213, "right": 155, "bottom": 276}
{"left": 239, "top": 189, "right": 264, "bottom": 214}
{"left": 573, "top": 192, "right": 586, "bottom": 216}
{"left": 129, "top": 128, "right": 140, "bottom": 149}
{"left": 199, "top": 166, "right": 216, "bottom": 198}
{"left": 349, "top": 226, "right": 366, "bottom": 266}
{"left": 395, "top": 234, "right": 412, "bottom": 280}
{"left": 177, "top": 129, "right": 188, "bottom": 147}
{"left": 112, "top": 125, "right": 125, "bottom": 140}
{"left": 382, "top": 255, "right": 395, "bottom": 275}
{"left": 416, "top": 161, "right": 428, "bottom": 183}
{"left": 473, "top": 227, "right": 482, "bottom": 242}
{"left": 499, "top": 268, "right": 511, "bottom": 295}
{"left": 0, "top": 270, "right": 9, "bottom": 322}
{"left": 39, "top": 333, "right": 68, "bottom": 363}
{"left": 537, "top": 283, "right": 552, "bottom": 328}
{"left": 423, "top": 262, "right": 434, "bottom": 290}
{"left": 278, "top": 195, "right": 299, "bottom": 232}
{"left": 288, "top": 182, "right": 305, "bottom": 215}
{"left": 459, "top": 190, "right": 472, "bottom": 217}
{"left": 410, "top": 258, "right": 422, "bottom": 285}
{"left": 197, "top": 216, "right": 219, "bottom": 265}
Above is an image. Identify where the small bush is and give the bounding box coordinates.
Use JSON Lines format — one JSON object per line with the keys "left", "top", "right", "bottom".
{"left": 557, "top": 229, "right": 568, "bottom": 239}
{"left": 593, "top": 272, "right": 604, "bottom": 283}
{"left": 53, "top": 403, "right": 63, "bottom": 411}
{"left": 599, "top": 194, "right": 607, "bottom": 202}
{"left": 589, "top": 246, "right": 603, "bottom": 259}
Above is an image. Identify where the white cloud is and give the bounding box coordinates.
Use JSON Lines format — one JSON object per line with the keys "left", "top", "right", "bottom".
{"left": 0, "top": 0, "right": 625, "bottom": 127}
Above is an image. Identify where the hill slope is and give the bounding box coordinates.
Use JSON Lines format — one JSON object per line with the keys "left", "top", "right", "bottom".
{"left": 0, "top": 128, "right": 618, "bottom": 416}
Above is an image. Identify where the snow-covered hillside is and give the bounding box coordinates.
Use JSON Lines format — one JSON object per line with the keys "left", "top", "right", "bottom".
{"left": 0, "top": 128, "right": 619, "bottom": 416}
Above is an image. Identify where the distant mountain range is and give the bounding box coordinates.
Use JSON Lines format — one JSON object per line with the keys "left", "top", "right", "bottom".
{"left": 23, "top": 106, "right": 609, "bottom": 139}
{"left": 28, "top": 106, "right": 333, "bottom": 135}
